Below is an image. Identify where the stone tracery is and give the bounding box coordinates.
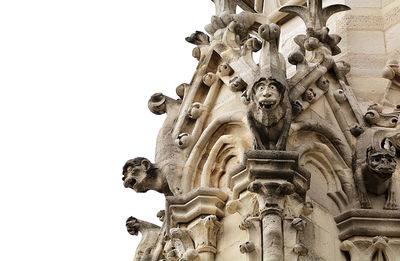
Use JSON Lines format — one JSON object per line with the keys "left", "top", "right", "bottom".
{"left": 122, "top": 0, "right": 400, "bottom": 260}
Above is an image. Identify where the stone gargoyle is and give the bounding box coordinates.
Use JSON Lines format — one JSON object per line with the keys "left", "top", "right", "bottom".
{"left": 126, "top": 216, "right": 161, "bottom": 261}
{"left": 247, "top": 77, "right": 291, "bottom": 151}
{"left": 246, "top": 23, "right": 292, "bottom": 151}
{"left": 353, "top": 136, "right": 398, "bottom": 210}
{"left": 122, "top": 157, "right": 172, "bottom": 196}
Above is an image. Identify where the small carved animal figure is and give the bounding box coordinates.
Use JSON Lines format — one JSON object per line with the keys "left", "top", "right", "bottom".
{"left": 122, "top": 157, "right": 172, "bottom": 196}
{"left": 247, "top": 77, "right": 292, "bottom": 150}
{"left": 354, "top": 137, "right": 398, "bottom": 209}
{"left": 126, "top": 217, "right": 161, "bottom": 261}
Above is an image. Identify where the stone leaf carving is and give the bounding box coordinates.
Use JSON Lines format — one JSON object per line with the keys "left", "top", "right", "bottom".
{"left": 169, "top": 228, "right": 199, "bottom": 261}
{"left": 364, "top": 104, "right": 399, "bottom": 128}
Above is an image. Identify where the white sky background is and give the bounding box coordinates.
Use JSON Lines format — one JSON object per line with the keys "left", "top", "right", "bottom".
{"left": 0, "top": 1, "right": 214, "bottom": 260}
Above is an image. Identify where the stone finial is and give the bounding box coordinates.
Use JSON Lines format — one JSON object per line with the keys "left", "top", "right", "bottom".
{"left": 280, "top": 0, "right": 350, "bottom": 31}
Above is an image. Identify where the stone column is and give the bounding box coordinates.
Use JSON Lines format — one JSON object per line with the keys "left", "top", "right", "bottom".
{"left": 246, "top": 150, "right": 311, "bottom": 261}
{"left": 249, "top": 180, "right": 294, "bottom": 261}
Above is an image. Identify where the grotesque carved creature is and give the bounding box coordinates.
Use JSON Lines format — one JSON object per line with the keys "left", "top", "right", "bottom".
{"left": 302, "top": 87, "right": 316, "bottom": 103}
{"left": 247, "top": 77, "right": 292, "bottom": 150}
{"left": 122, "top": 157, "right": 172, "bottom": 196}
{"left": 126, "top": 216, "right": 161, "bottom": 261}
{"left": 354, "top": 135, "right": 398, "bottom": 210}
{"left": 185, "top": 31, "right": 210, "bottom": 46}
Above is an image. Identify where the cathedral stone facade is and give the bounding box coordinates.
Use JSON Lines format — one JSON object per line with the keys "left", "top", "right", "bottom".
{"left": 122, "top": 0, "right": 400, "bottom": 260}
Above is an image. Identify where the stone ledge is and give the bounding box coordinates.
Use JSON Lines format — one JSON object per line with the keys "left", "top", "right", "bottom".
{"left": 167, "top": 188, "right": 228, "bottom": 226}
{"left": 335, "top": 209, "right": 400, "bottom": 240}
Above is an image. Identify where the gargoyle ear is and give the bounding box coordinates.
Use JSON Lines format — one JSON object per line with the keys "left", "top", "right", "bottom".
{"left": 141, "top": 159, "right": 151, "bottom": 171}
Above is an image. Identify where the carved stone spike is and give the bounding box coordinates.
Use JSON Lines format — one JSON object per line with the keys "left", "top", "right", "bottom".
{"left": 239, "top": 241, "right": 256, "bottom": 254}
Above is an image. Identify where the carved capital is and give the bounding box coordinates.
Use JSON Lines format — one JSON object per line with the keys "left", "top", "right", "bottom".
{"left": 188, "top": 215, "right": 221, "bottom": 253}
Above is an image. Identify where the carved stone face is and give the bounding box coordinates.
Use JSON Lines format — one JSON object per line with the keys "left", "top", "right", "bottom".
{"left": 122, "top": 158, "right": 152, "bottom": 193}
{"left": 126, "top": 217, "right": 140, "bottom": 236}
{"left": 367, "top": 151, "right": 397, "bottom": 180}
{"left": 253, "top": 79, "right": 281, "bottom": 111}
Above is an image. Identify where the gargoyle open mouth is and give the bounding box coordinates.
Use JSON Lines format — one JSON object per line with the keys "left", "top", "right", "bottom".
{"left": 123, "top": 176, "right": 137, "bottom": 189}
{"left": 259, "top": 99, "right": 277, "bottom": 110}
{"left": 376, "top": 167, "right": 395, "bottom": 178}
{"left": 127, "top": 223, "right": 140, "bottom": 236}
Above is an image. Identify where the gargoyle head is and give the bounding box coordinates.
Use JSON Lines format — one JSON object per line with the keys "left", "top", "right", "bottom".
{"left": 126, "top": 216, "right": 140, "bottom": 236}
{"left": 366, "top": 139, "right": 397, "bottom": 180}
{"left": 251, "top": 77, "right": 284, "bottom": 111}
{"left": 122, "top": 157, "right": 157, "bottom": 193}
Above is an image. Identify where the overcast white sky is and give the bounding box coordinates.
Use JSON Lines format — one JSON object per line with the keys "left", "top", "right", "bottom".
{"left": 0, "top": 1, "right": 214, "bottom": 260}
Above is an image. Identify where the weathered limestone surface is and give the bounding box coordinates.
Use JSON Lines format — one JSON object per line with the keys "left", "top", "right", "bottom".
{"left": 122, "top": 0, "right": 400, "bottom": 260}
